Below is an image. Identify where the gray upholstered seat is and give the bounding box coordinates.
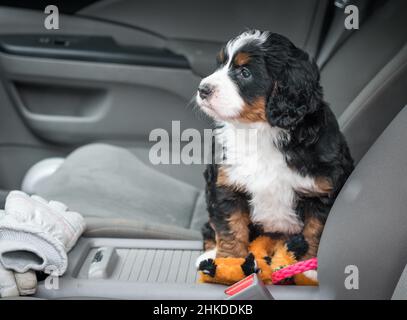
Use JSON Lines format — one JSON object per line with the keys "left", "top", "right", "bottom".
{"left": 318, "top": 106, "right": 407, "bottom": 299}
{"left": 34, "top": 143, "right": 205, "bottom": 240}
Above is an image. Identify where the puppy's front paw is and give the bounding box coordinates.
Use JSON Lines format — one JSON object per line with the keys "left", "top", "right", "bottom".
{"left": 286, "top": 234, "right": 309, "bottom": 259}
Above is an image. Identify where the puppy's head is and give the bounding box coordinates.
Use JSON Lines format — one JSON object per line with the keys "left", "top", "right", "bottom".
{"left": 196, "top": 30, "right": 322, "bottom": 128}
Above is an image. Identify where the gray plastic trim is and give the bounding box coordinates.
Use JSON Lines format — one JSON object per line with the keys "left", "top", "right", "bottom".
{"left": 34, "top": 237, "right": 320, "bottom": 300}
{"left": 0, "top": 7, "right": 165, "bottom": 48}
{"left": 0, "top": 34, "right": 189, "bottom": 69}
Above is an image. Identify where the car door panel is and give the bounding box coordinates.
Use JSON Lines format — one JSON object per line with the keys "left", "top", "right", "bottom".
{"left": 1, "top": 52, "right": 203, "bottom": 144}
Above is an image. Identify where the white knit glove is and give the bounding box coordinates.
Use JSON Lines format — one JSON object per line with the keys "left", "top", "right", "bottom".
{"left": 0, "top": 191, "right": 86, "bottom": 276}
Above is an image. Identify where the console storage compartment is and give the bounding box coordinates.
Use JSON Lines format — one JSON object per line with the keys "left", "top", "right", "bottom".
{"left": 34, "top": 237, "right": 319, "bottom": 300}
{"left": 34, "top": 237, "right": 227, "bottom": 299}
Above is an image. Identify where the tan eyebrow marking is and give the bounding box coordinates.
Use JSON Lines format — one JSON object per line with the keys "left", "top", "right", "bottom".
{"left": 234, "top": 52, "right": 251, "bottom": 66}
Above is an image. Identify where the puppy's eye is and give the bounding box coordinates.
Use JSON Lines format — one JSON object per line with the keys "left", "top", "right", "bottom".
{"left": 241, "top": 67, "right": 251, "bottom": 78}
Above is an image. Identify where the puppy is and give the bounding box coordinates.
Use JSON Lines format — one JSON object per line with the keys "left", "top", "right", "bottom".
{"left": 195, "top": 30, "right": 354, "bottom": 269}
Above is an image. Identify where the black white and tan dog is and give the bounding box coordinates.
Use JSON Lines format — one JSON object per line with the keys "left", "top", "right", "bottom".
{"left": 195, "top": 30, "right": 354, "bottom": 282}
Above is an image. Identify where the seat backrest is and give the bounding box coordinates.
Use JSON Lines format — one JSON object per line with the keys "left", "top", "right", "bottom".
{"left": 318, "top": 106, "right": 407, "bottom": 299}
{"left": 321, "top": 0, "right": 407, "bottom": 163}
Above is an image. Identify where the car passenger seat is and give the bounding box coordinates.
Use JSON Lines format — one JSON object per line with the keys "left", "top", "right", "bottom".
{"left": 23, "top": 0, "right": 407, "bottom": 240}
{"left": 318, "top": 105, "right": 407, "bottom": 299}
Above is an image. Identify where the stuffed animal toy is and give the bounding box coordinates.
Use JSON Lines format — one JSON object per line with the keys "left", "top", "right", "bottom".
{"left": 198, "top": 236, "right": 318, "bottom": 286}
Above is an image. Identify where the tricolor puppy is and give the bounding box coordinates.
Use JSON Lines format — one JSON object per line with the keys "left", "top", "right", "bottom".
{"left": 196, "top": 30, "right": 354, "bottom": 271}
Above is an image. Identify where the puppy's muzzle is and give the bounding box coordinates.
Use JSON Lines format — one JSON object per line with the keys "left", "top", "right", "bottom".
{"left": 198, "top": 83, "right": 214, "bottom": 100}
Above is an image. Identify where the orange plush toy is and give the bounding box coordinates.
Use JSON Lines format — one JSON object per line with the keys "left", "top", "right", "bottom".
{"left": 198, "top": 236, "right": 318, "bottom": 286}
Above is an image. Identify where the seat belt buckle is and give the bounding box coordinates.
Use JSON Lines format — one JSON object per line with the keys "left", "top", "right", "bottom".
{"left": 224, "top": 273, "right": 274, "bottom": 300}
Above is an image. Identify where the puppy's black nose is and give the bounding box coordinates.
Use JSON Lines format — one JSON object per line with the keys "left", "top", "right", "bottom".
{"left": 198, "top": 84, "right": 213, "bottom": 100}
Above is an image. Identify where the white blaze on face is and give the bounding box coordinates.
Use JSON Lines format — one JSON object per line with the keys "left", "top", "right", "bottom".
{"left": 197, "top": 67, "right": 244, "bottom": 119}
{"left": 196, "top": 30, "right": 270, "bottom": 121}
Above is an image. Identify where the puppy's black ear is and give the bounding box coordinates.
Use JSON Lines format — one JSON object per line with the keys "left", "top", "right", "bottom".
{"left": 266, "top": 48, "right": 322, "bottom": 131}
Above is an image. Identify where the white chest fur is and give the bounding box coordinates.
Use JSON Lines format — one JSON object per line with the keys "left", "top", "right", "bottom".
{"left": 216, "top": 122, "right": 317, "bottom": 234}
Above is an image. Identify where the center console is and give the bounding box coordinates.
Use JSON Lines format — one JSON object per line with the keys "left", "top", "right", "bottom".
{"left": 34, "top": 237, "right": 319, "bottom": 300}
{"left": 34, "top": 237, "right": 226, "bottom": 299}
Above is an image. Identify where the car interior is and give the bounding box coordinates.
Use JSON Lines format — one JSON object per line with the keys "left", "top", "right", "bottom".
{"left": 0, "top": 0, "right": 406, "bottom": 300}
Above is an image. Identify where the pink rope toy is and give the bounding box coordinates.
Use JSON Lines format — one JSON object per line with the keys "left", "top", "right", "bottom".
{"left": 271, "top": 257, "right": 318, "bottom": 284}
